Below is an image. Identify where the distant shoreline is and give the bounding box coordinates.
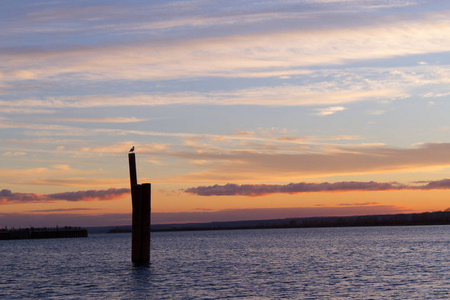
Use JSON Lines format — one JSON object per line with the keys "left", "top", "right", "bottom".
{"left": 103, "top": 210, "right": 450, "bottom": 234}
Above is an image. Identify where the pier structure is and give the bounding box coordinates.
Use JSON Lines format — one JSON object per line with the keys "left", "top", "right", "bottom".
{"left": 0, "top": 227, "right": 87, "bottom": 240}
{"left": 128, "top": 152, "right": 151, "bottom": 264}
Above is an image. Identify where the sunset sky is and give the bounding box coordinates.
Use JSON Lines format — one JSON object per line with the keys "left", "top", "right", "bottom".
{"left": 2, "top": 0, "right": 450, "bottom": 227}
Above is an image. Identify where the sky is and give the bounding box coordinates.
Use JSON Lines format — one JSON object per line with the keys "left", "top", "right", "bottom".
{"left": 2, "top": 0, "right": 450, "bottom": 228}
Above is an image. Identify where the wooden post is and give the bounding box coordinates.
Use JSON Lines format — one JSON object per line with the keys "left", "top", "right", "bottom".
{"left": 129, "top": 152, "right": 137, "bottom": 187}
{"left": 128, "top": 152, "right": 151, "bottom": 264}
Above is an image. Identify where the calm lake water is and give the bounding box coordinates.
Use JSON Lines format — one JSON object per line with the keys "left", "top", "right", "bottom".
{"left": 0, "top": 226, "right": 449, "bottom": 299}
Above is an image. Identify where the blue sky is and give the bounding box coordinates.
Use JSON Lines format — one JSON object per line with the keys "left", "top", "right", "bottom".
{"left": 2, "top": 0, "right": 450, "bottom": 227}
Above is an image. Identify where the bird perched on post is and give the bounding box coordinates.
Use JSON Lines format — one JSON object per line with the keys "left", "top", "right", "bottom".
{"left": 129, "top": 146, "right": 135, "bottom": 152}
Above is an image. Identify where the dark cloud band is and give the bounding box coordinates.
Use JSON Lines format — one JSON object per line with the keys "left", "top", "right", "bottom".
{"left": 185, "top": 179, "right": 450, "bottom": 197}
{"left": 0, "top": 188, "right": 130, "bottom": 204}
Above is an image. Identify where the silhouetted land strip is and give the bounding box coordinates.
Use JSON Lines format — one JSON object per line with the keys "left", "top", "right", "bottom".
{"left": 0, "top": 226, "right": 88, "bottom": 240}
{"left": 104, "top": 211, "right": 450, "bottom": 233}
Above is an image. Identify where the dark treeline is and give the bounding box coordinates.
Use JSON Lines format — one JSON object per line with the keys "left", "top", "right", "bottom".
{"left": 103, "top": 210, "right": 450, "bottom": 233}
{"left": 148, "top": 210, "right": 450, "bottom": 232}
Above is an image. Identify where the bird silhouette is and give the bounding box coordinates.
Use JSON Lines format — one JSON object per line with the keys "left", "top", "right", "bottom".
{"left": 129, "top": 146, "right": 135, "bottom": 152}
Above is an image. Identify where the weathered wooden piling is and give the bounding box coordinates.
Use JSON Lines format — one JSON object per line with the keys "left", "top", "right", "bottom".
{"left": 128, "top": 152, "right": 151, "bottom": 264}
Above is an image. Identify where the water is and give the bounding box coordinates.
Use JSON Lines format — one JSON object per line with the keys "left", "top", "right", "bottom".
{"left": 0, "top": 226, "right": 449, "bottom": 299}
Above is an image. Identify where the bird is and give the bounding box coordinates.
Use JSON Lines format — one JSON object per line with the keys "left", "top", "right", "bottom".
{"left": 129, "top": 146, "right": 135, "bottom": 152}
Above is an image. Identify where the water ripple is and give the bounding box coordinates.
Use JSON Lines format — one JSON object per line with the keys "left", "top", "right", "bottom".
{"left": 0, "top": 226, "right": 449, "bottom": 299}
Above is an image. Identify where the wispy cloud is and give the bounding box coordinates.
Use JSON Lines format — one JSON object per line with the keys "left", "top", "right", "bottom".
{"left": 0, "top": 119, "right": 349, "bottom": 148}
{"left": 3, "top": 63, "right": 449, "bottom": 110}
{"left": 57, "top": 117, "right": 148, "bottom": 123}
{"left": 2, "top": 11, "right": 450, "bottom": 84}
{"left": 338, "top": 202, "right": 380, "bottom": 206}
{"left": 315, "top": 106, "right": 346, "bottom": 116}
{"left": 17, "top": 178, "right": 128, "bottom": 188}
{"left": 79, "top": 142, "right": 168, "bottom": 154}
{"left": 0, "top": 86, "right": 407, "bottom": 108}
{"left": 28, "top": 208, "right": 100, "bottom": 212}
{"left": 1, "top": 0, "right": 418, "bottom": 38}
{"left": 3, "top": 152, "right": 26, "bottom": 157}
{"left": 174, "top": 143, "right": 450, "bottom": 182}
{"left": 0, "top": 165, "right": 100, "bottom": 181}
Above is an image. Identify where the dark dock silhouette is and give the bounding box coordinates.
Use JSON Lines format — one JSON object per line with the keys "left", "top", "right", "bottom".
{"left": 128, "top": 150, "right": 151, "bottom": 264}
{"left": 0, "top": 226, "right": 87, "bottom": 240}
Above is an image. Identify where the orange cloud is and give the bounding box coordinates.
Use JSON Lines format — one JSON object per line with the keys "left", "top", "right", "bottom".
{"left": 175, "top": 143, "right": 450, "bottom": 182}
{"left": 19, "top": 178, "right": 128, "bottom": 188}
{"left": 56, "top": 117, "right": 148, "bottom": 123}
